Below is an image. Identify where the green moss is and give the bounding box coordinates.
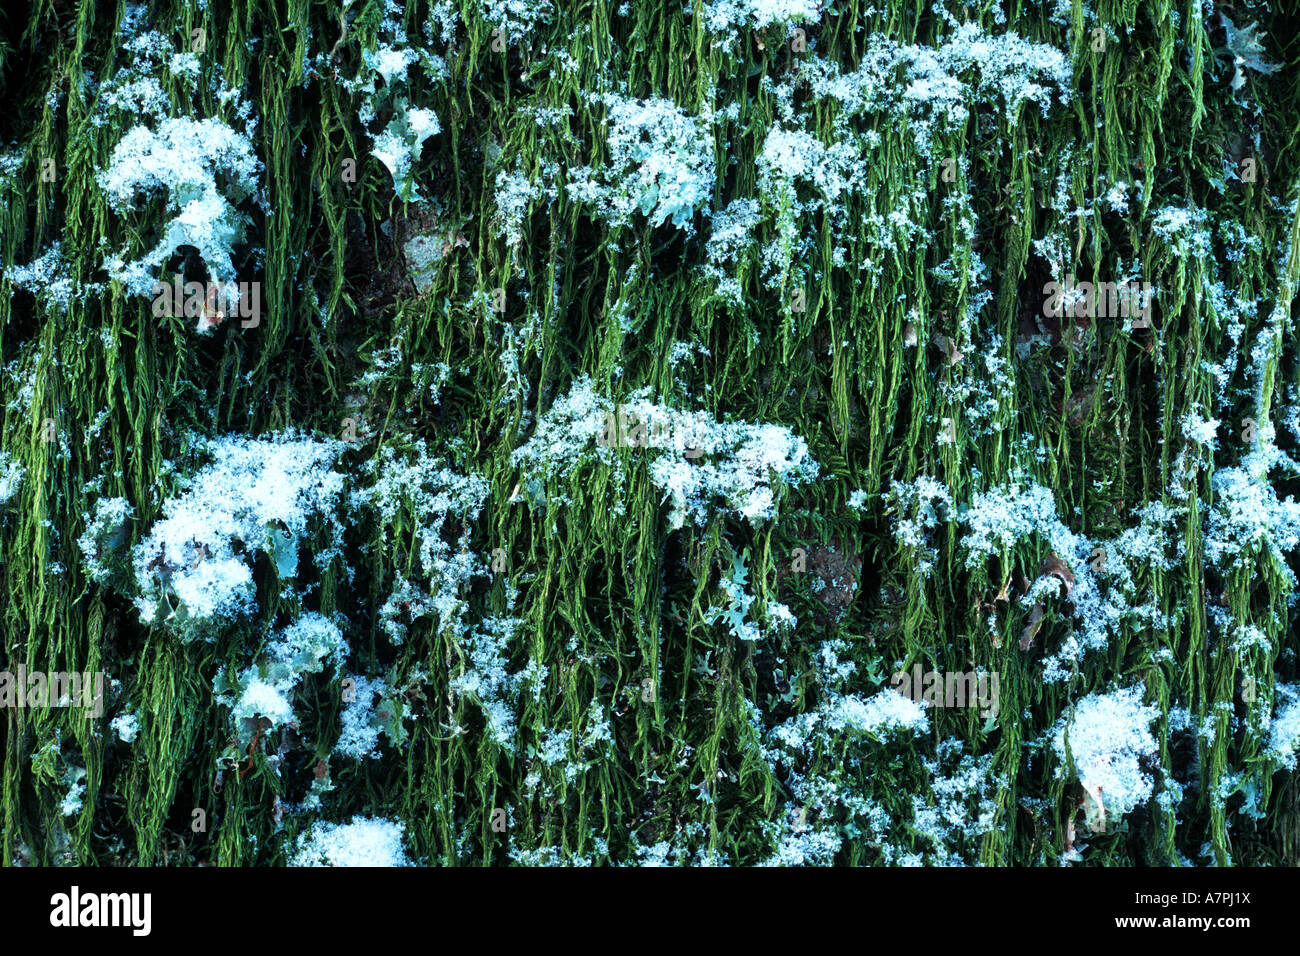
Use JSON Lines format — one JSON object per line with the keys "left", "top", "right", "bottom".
{"left": 0, "top": 0, "right": 1298, "bottom": 866}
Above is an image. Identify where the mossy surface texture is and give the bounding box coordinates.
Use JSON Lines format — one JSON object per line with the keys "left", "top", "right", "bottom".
{"left": 1, "top": 0, "right": 1299, "bottom": 866}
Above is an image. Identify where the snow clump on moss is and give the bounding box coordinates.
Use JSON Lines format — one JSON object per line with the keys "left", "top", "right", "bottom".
{"left": 354, "top": 442, "right": 490, "bottom": 644}
{"left": 290, "top": 816, "right": 414, "bottom": 866}
{"left": 334, "top": 674, "right": 402, "bottom": 760}
{"left": 482, "top": 0, "right": 555, "bottom": 43}
{"left": 1267, "top": 684, "right": 1300, "bottom": 770}
{"left": 697, "top": 0, "right": 825, "bottom": 52}
{"left": 96, "top": 117, "right": 264, "bottom": 320}
{"left": 0, "top": 451, "right": 23, "bottom": 506}
{"left": 1053, "top": 684, "right": 1158, "bottom": 821}
{"left": 131, "top": 432, "right": 345, "bottom": 636}
{"left": 510, "top": 376, "right": 819, "bottom": 527}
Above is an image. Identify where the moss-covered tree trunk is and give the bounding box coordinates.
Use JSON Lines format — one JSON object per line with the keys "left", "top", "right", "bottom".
{"left": 0, "top": 0, "right": 1298, "bottom": 866}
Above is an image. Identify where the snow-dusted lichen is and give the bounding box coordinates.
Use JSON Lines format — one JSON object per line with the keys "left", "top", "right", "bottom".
{"left": 567, "top": 94, "right": 715, "bottom": 232}
{"left": 216, "top": 612, "right": 348, "bottom": 739}
{"left": 372, "top": 104, "right": 441, "bottom": 202}
{"left": 334, "top": 674, "right": 405, "bottom": 760}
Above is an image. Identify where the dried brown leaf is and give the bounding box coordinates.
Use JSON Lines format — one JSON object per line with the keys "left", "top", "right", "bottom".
{"left": 1040, "top": 552, "right": 1075, "bottom": 597}
{"left": 1020, "top": 602, "right": 1045, "bottom": 651}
